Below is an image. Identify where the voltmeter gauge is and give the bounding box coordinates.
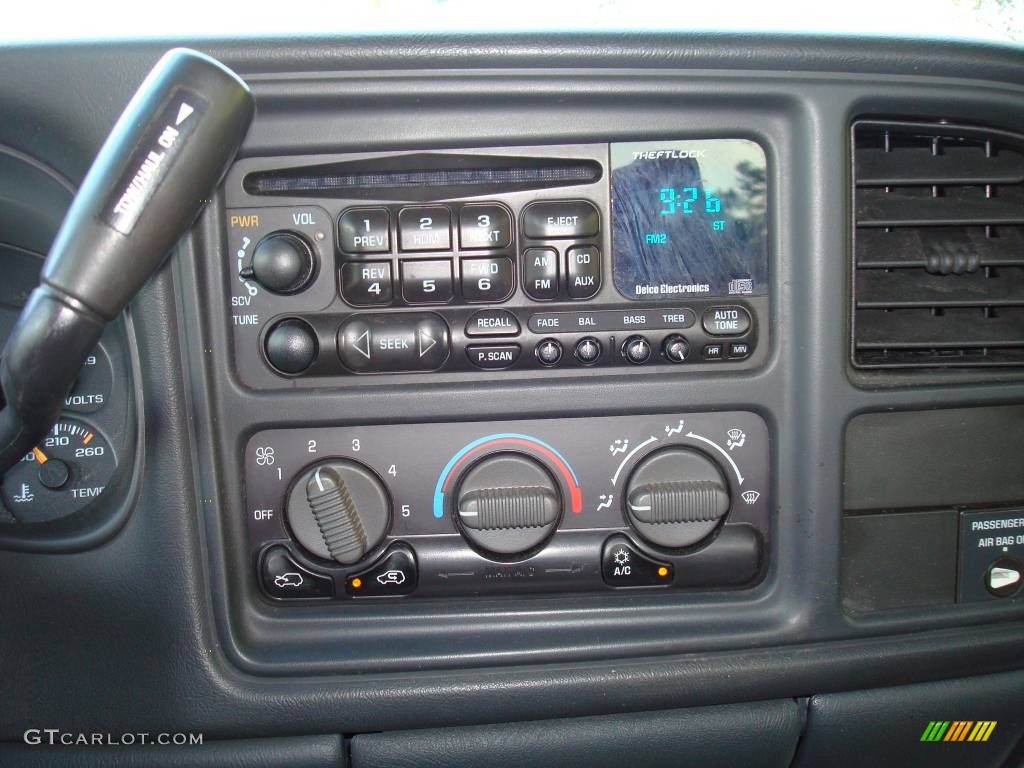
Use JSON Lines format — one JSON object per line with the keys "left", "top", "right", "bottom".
{"left": 2, "top": 418, "right": 117, "bottom": 522}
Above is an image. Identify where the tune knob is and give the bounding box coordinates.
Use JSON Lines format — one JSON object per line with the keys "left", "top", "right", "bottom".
{"left": 454, "top": 452, "right": 562, "bottom": 558}
{"left": 623, "top": 447, "right": 730, "bottom": 549}
{"left": 242, "top": 231, "right": 316, "bottom": 294}
{"left": 285, "top": 459, "right": 391, "bottom": 564}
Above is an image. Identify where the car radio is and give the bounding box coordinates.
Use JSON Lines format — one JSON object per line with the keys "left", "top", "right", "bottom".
{"left": 222, "top": 140, "right": 769, "bottom": 387}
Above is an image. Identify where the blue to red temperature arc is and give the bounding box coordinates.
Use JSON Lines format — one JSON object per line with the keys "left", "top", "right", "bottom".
{"left": 433, "top": 433, "right": 583, "bottom": 519}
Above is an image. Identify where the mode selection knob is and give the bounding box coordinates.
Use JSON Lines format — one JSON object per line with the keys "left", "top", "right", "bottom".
{"left": 242, "top": 231, "right": 316, "bottom": 294}
{"left": 455, "top": 452, "right": 562, "bottom": 558}
{"left": 286, "top": 459, "right": 391, "bottom": 565}
{"left": 623, "top": 447, "right": 730, "bottom": 549}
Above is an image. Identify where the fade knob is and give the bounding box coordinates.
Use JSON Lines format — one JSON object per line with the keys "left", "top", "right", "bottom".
{"left": 623, "top": 447, "right": 730, "bottom": 549}
{"left": 454, "top": 452, "right": 562, "bottom": 558}
{"left": 285, "top": 459, "right": 390, "bottom": 565}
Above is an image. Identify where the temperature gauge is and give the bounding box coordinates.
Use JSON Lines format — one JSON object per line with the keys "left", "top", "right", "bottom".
{"left": 2, "top": 418, "right": 117, "bottom": 522}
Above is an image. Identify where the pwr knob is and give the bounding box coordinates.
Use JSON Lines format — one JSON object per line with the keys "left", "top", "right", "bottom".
{"left": 455, "top": 452, "right": 562, "bottom": 558}
{"left": 623, "top": 447, "right": 730, "bottom": 549}
{"left": 286, "top": 459, "right": 391, "bottom": 564}
{"left": 243, "top": 231, "right": 316, "bottom": 294}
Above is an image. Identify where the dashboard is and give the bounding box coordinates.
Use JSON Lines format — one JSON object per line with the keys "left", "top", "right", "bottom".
{"left": 0, "top": 31, "right": 1022, "bottom": 768}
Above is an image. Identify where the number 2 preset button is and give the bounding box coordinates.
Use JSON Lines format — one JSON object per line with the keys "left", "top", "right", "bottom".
{"left": 338, "top": 207, "right": 390, "bottom": 254}
{"left": 400, "top": 259, "right": 454, "bottom": 303}
{"left": 399, "top": 206, "right": 451, "bottom": 251}
{"left": 459, "top": 204, "right": 512, "bottom": 249}
{"left": 341, "top": 262, "right": 393, "bottom": 306}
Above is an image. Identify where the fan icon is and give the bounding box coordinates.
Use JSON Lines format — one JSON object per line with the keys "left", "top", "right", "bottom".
{"left": 613, "top": 549, "right": 630, "bottom": 566}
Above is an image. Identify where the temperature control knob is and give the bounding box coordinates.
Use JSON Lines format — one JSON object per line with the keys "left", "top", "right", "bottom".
{"left": 623, "top": 447, "right": 730, "bottom": 549}
{"left": 285, "top": 459, "right": 390, "bottom": 565}
{"left": 242, "top": 231, "right": 316, "bottom": 294}
{"left": 455, "top": 452, "right": 562, "bottom": 558}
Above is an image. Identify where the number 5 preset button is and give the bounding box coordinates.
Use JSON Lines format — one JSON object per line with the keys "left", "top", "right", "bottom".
{"left": 400, "top": 259, "right": 454, "bottom": 303}
{"left": 399, "top": 205, "right": 451, "bottom": 251}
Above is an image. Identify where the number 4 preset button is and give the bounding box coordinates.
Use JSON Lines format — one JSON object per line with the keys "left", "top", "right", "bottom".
{"left": 341, "top": 262, "right": 393, "bottom": 306}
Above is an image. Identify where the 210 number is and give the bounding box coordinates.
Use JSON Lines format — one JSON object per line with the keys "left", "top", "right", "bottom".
{"left": 659, "top": 187, "right": 721, "bottom": 216}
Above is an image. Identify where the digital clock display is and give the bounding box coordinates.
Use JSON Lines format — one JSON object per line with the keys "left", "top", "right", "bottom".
{"left": 610, "top": 139, "right": 768, "bottom": 300}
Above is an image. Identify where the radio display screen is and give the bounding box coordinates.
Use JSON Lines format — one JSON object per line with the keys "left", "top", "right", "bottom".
{"left": 610, "top": 139, "right": 768, "bottom": 301}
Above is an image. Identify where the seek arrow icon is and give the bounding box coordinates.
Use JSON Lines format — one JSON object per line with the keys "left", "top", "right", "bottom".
{"left": 418, "top": 328, "right": 437, "bottom": 358}
{"left": 175, "top": 102, "right": 194, "bottom": 126}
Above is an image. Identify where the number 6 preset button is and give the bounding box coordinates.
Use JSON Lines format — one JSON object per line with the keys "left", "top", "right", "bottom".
{"left": 399, "top": 205, "right": 451, "bottom": 251}
{"left": 400, "top": 259, "right": 454, "bottom": 303}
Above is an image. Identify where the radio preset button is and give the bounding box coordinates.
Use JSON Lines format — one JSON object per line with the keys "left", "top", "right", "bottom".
{"left": 465, "top": 309, "right": 520, "bottom": 337}
{"left": 535, "top": 338, "right": 563, "bottom": 366}
{"left": 338, "top": 208, "right": 390, "bottom": 254}
{"left": 461, "top": 256, "right": 514, "bottom": 303}
{"left": 340, "top": 261, "right": 393, "bottom": 306}
{"left": 459, "top": 204, "right": 512, "bottom": 249}
{"left": 523, "top": 200, "right": 599, "bottom": 239}
{"left": 565, "top": 245, "right": 601, "bottom": 299}
{"left": 702, "top": 305, "right": 752, "bottom": 336}
{"left": 467, "top": 344, "right": 521, "bottom": 370}
{"left": 337, "top": 313, "right": 450, "bottom": 373}
{"left": 523, "top": 247, "right": 558, "bottom": 300}
{"left": 401, "top": 259, "right": 453, "bottom": 304}
{"left": 399, "top": 206, "right": 452, "bottom": 251}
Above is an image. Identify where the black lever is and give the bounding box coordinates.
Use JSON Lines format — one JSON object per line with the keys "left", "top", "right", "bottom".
{"left": 0, "top": 48, "right": 254, "bottom": 475}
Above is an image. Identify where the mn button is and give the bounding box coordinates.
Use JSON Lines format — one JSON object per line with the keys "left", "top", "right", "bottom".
{"left": 337, "top": 313, "right": 449, "bottom": 373}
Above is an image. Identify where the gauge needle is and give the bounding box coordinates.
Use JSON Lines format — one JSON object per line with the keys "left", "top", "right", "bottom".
{"left": 32, "top": 447, "right": 48, "bottom": 464}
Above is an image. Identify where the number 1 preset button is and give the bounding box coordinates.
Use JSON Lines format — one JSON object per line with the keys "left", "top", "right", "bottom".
{"left": 338, "top": 207, "right": 390, "bottom": 254}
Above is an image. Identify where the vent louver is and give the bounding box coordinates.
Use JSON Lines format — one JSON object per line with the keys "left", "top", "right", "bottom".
{"left": 852, "top": 120, "right": 1024, "bottom": 369}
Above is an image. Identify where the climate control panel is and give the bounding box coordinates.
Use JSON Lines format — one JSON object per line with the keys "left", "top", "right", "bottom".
{"left": 245, "top": 412, "right": 769, "bottom": 600}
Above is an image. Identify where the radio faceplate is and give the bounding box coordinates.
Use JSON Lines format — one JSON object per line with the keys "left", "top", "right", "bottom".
{"left": 245, "top": 412, "right": 770, "bottom": 601}
{"left": 222, "top": 143, "right": 770, "bottom": 387}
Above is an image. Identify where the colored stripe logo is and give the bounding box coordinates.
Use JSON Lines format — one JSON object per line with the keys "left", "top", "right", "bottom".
{"left": 920, "top": 721, "right": 997, "bottom": 742}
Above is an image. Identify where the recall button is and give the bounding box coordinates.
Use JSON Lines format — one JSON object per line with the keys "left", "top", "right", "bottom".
{"left": 702, "top": 305, "right": 752, "bottom": 336}
{"left": 467, "top": 344, "right": 521, "bottom": 370}
{"left": 465, "top": 309, "right": 521, "bottom": 337}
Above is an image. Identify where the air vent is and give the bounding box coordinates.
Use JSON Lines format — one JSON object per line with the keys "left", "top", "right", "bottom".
{"left": 852, "top": 120, "right": 1024, "bottom": 369}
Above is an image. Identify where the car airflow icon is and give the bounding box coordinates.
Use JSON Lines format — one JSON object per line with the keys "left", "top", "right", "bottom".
{"left": 377, "top": 570, "right": 406, "bottom": 586}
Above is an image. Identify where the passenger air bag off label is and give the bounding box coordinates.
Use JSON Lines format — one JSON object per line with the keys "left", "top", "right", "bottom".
{"left": 101, "top": 89, "right": 208, "bottom": 235}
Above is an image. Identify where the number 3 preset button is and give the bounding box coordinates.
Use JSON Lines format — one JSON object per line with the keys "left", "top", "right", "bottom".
{"left": 401, "top": 259, "right": 454, "bottom": 303}
{"left": 399, "top": 206, "right": 451, "bottom": 251}
{"left": 459, "top": 204, "right": 512, "bottom": 249}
